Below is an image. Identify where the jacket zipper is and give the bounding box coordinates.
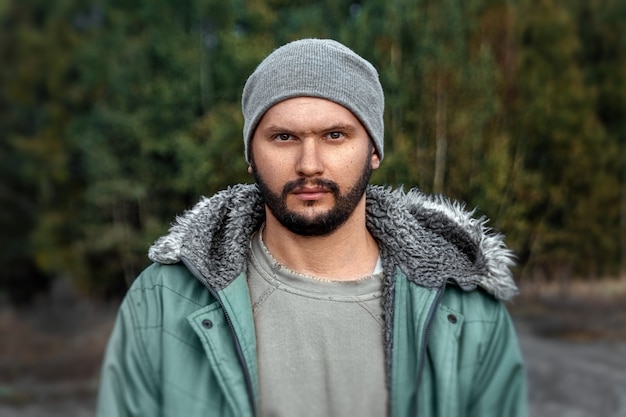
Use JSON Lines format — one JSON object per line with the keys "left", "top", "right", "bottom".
{"left": 181, "top": 257, "right": 257, "bottom": 417}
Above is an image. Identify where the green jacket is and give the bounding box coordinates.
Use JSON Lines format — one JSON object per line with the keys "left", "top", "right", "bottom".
{"left": 97, "top": 185, "right": 528, "bottom": 417}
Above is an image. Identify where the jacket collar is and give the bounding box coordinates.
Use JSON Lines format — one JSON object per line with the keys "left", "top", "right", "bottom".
{"left": 149, "top": 184, "right": 517, "bottom": 301}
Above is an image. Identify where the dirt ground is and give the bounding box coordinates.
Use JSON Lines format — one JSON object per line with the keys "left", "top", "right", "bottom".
{"left": 0, "top": 279, "right": 115, "bottom": 417}
{"left": 1, "top": 278, "right": 625, "bottom": 417}
{"left": 510, "top": 294, "right": 626, "bottom": 417}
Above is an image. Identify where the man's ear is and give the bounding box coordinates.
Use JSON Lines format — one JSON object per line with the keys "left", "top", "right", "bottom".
{"left": 371, "top": 151, "right": 380, "bottom": 170}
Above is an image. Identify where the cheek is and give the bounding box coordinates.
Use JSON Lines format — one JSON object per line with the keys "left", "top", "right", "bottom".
{"left": 252, "top": 142, "right": 291, "bottom": 171}
{"left": 256, "top": 156, "right": 288, "bottom": 179}
{"left": 252, "top": 154, "right": 289, "bottom": 189}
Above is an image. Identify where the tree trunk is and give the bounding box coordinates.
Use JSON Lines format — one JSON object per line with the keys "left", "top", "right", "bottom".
{"left": 621, "top": 159, "right": 626, "bottom": 279}
{"left": 433, "top": 74, "right": 448, "bottom": 194}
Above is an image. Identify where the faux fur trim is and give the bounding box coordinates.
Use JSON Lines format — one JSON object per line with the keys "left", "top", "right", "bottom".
{"left": 149, "top": 184, "right": 517, "bottom": 300}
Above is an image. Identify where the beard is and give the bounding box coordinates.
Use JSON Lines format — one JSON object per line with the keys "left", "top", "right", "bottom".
{"left": 252, "top": 155, "right": 373, "bottom": 237}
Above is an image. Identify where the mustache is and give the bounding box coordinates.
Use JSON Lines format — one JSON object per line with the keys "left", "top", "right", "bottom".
{"left": 282, "top": 178, "right": 340, "bottom": 197}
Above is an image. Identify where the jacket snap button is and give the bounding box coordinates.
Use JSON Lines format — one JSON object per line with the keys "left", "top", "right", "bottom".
{"left": 202, "top": 319, "right": 213, "bottom": 329}
{"left": 447, "top": 314, "right": 458, "bottom": 324}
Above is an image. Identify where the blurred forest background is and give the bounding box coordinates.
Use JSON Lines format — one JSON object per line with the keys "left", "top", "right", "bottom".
{"left": 1, "top": 0, "right": 625, "bottom": 305}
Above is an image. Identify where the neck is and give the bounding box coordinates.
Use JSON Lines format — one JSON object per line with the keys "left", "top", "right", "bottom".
{"left": 261, "top": 198, "right": 379, "bottom": 281}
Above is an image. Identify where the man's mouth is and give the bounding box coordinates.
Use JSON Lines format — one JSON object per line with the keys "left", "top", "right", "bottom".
{"left": 291, "top": 186, "right": 330, "bottom": 201}
{"left": 282, "top": 178, "right": 340, "bottom": 201}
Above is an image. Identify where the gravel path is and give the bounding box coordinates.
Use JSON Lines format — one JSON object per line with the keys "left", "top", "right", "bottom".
{"left": 517, "top": 322, "right": 626, "bottom": 417}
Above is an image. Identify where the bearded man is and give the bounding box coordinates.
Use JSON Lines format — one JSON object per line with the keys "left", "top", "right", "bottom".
{"left": 97, "top": 39, "right": 528, "bottom": 417}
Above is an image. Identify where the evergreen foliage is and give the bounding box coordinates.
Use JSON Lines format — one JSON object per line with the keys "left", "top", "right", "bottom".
{"left": 1, "top": 0, "right": 624, "bottom": 301}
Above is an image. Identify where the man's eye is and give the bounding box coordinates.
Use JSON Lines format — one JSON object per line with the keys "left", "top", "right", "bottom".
{"left": 274, "top": 134, "right": 292, "bottom": 141}
{"left": 325, "top": 132, "right": 344, "bottom": 140}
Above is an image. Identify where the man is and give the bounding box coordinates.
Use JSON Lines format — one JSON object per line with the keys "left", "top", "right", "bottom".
{"left": 97, "top": 39, "right": 528, "bottom": 417}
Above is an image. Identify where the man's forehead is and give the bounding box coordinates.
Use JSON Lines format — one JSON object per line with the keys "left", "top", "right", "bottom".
{"left": 255, "top": 97, "right": 366, "bottom": 132}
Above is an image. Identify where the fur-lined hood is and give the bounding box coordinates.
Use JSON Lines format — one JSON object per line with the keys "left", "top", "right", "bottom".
{"left": 149, "top": 184, "right": 517, "bottom": 301}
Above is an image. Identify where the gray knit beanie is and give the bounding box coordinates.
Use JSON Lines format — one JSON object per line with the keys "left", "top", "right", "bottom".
{"left": 242, "top": 38, "right": 385, "bottom": 162}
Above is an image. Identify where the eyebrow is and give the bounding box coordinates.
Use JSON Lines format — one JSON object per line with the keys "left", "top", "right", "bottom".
{"left": 260, "top": 125, "right": 291, "bottom": 134}
{"left": 321, "top": 124, "right": 358, "bottom": 133}
{"left": 260, "top": 123, "right": 358, "bottom": 134}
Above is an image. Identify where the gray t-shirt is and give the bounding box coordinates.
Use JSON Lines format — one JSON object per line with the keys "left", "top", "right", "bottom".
{"left": 246, "top": 230, "right": 387, "bottom": 417}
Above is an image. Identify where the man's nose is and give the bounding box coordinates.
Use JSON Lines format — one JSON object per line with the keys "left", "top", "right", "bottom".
{"left": 295, "top": 139, "right": 324, "bottom": 177}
